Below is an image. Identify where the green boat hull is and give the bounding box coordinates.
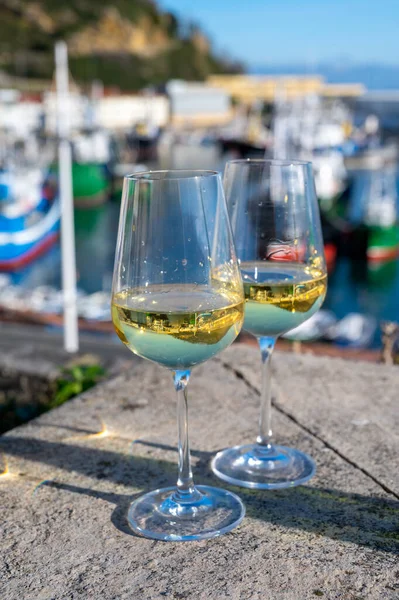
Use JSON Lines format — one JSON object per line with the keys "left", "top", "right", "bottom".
{"left": 51, "top": 163, "right": 110, "bottom": 207}
{"left": 72, "top": 163, "right": 109, "bottom": 208}
{"left": 367, "top": 224, "right": 399, "bottom": 262}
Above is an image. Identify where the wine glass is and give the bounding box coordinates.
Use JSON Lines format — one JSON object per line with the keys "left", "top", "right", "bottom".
{"left": 212, "top": 159, "right": 327, "bottom": 489}
{"left": 111, "top": 170, "right": 245, "bottom": 541}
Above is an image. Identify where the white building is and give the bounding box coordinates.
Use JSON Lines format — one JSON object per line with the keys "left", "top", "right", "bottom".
{"left": 0, "top": 90, "right": 43, "bottom": 137}
{"left": 44, "top": 91, "right": 169, "bottom": 132}
{"left": 96, "top": 94, "right": 169, "bottom": 130}
{"left": 43, "top": 91, "right": 89, "bottom": 134}
{"left": 166, "top": 80, "right": 232, "bottom": 127}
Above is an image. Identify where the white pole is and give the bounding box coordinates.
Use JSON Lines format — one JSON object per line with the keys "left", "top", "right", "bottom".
{"left": 55, "top": 41, "right": 79, "bottom": 353}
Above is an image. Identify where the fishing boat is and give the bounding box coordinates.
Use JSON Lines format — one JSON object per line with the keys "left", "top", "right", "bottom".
{"left": 50, "top": 160, "right": 109, "bottom": 209}
{"left": 312, "top": 151, "right": 348, "bottom": 209}
{"left": 344, "top": 142, "right": 398, "bottom": 171}
{"left": 73, "top": 130, "right": 112, "bottom": 207}
{"left": 110, "top": 162, "right": 148, "bottom": 202}
{"left": 283, "top": 310, "right": 337, "bottom": 342}
{"left": 218, "top": 102, "right": 271, "bottom": 158}
{"left": 71, "top": 162, "right": 109, "bottom": 208}
{"left": 127, "top": 121, "right": 160, "bottom": 163}
{"left": 363, "top": 169, "right": 399, "bottom": 263}
{"left": 0, "top": 168, "right": 60, "bottom": 271}
{"left": 218, "top": 137, "right": 267, "bottom": 158}
{"left": 325, "top": 313, "right": 377, "bottom": 348}
{"left": 367, "top": 225, "right": 399, "bottom": 262}
{"left": 49, "top": 130, "right": 112, "bottom": 208}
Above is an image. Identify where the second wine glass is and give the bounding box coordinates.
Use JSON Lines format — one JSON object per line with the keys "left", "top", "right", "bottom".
{"left": 212, "top": 159, "right": 328, "bottom": 489}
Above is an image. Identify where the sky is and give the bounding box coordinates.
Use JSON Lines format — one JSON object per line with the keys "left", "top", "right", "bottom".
{"left": 159, "top": 0, "right": 399, "bottom": 67}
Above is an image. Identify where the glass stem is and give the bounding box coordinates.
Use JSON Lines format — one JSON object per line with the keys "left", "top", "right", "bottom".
{"left": 172, "top": 370, "right": 199, "bottom": 502}
{"left": 256, "top": 337, "right": 276, "bottom": 449}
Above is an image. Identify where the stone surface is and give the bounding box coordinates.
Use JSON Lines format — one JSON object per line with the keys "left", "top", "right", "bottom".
{"left": 1, "top": 345, "right": 398, "bottom": 600}
{"left": 0, "top": 322, "right": 131, "bottom": 379}
{"left": 222, "top": 345, "right": 399, "bottom": 496}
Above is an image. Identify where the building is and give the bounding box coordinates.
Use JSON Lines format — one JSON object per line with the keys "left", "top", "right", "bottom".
{"left": 166, "top": 80, "right": 232, "bottom": 127}
{"left": 207, "top": 75, "right": 365, "bottom": 104}
{"left": 0, "top": 90, "right": 43, "bottom": 137}
{"left": 96, "top": 94, "right": 169, "bottom": 130}
{"left": 44, "top": 91, "right": 169, "bottom": 133}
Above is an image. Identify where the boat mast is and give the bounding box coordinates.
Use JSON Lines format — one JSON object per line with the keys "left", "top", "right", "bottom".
{"left": 55, "top": 41, "right": 79, "bottom": 353}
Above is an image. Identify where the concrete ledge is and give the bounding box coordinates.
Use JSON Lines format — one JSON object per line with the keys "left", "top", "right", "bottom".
{"left": 1, "top": 346, "right": 398, "bottom": 599}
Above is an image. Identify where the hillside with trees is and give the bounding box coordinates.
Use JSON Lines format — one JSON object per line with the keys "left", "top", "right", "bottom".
{"left": 0, "top": 0, "right": 242, "bottom": 89}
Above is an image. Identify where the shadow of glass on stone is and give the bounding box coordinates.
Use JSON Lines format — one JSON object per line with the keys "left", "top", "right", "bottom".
{"left": 2, "top": 435, "right": 398, "bottom": 552}
{"left": 30, "top": 422, "right": 104, "bottom": 435}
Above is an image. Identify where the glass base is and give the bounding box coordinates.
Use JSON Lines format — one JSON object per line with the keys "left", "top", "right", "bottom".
{"left": 211, "top": 444, "right": 316, "bottom": 490}
{"left": 128, "top": 485, "right": 245, "bottom": 541}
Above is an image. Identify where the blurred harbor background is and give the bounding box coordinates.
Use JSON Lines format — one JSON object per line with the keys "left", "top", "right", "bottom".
{"left": 0, "top": 0, "right": 399, "bottom": 359}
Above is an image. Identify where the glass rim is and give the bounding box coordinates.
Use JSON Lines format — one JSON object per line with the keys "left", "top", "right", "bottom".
{"left": 124, "top": 169, "right": 220, "bottom": 182}
{"left": 225, "top": 158, "right": 312, "bottom": 167}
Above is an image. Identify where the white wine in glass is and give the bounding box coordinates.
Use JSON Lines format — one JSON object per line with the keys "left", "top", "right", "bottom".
{"left": 212, "top": 159, "right": 327, "bottom": 489}
{"left": 112, "top": 170, "right": 245, "bottom": 541}
{"left": 242, "top": 261, "right": 327, "bottom": 337}
{"left": 112, "top": 286, "right": 243, "bottom": 368}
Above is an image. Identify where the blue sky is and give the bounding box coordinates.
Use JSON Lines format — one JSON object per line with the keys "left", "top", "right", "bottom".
{"left": 159, "top": 0, "right": 399, "bottom": 66}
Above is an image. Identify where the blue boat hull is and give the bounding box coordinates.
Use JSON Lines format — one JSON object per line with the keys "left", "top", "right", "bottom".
{"left": 0, "top": 200, "right": 60, "bottom": 271}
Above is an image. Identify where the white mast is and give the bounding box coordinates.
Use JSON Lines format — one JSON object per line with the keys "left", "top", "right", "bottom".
{"left": 55, "top": 41, "right": 79, "bottom": 353}
{"left": 273, "top": 84, "right": 288, "bottom": 160}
